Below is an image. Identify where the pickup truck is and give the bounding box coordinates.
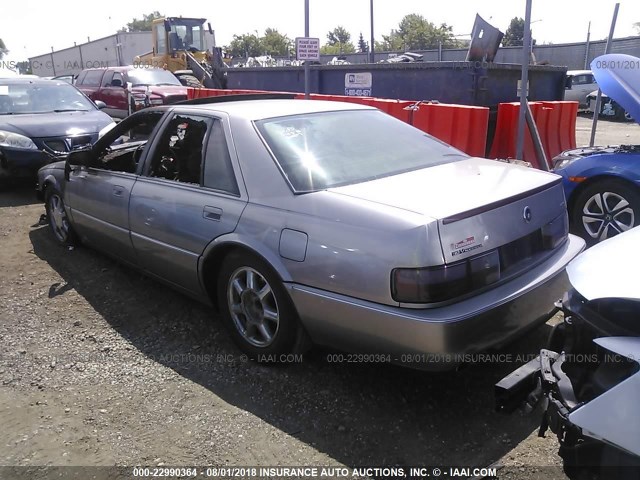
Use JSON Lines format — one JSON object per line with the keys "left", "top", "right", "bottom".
{"left": 75, "top": 66, "right": 188, "bottom": 118}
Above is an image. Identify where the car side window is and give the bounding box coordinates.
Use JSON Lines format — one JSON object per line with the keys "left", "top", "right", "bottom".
{"left": 111, "top": 72, "right": 124, "bottom": 88}
{"left": 91, "top": 111, "right": 165, "bottom": 173}
{"left": 203, "top": 120, "right": 240, "bottom": 195}
{"left": 146, "top": 114, "right": 212, "bottom": 185}
{"left": 101, "top": 71, "right": 113, "bottom": 87}
{"left": 75, "top": 71, "right": 87, "bottom": 85}
{"left": 82, "top": 70, "right": 105, "bottom": 87}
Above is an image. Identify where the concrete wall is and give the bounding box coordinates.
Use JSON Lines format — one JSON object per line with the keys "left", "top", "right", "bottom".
{"left": 29, "top": 32, "right": 152, "bottom": 77}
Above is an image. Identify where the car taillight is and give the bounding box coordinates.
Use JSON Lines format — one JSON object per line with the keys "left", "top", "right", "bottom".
{"left": 542, "top": 212, "right": 569, "bottom": 250}
{"left": 392, "top": 250, "right": 500, "bottom": 304}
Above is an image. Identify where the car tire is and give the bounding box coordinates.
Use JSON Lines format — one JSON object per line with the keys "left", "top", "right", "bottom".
{"left": 571, "top": 178, "right": 640, "bottom": 245}
{"left": 44, "top": 186, "right": 78, "bottom": 247}
{"left": 217, "top": 251, "right": 310, "bottom": 361}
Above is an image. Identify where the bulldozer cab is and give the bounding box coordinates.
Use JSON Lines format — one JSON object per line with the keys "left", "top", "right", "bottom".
{"left": 160, "top": 17, "right": 210, "bottom": 54}
{"left": 154, "top": 17, "right": 211, "bottom": 55}
{"left": 136, "top": 16, "right": 226, "bottom": 90}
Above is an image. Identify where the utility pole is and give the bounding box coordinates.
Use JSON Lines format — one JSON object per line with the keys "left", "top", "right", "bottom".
{"left": 515, "top": 0, "right": 533, "bottom": 161}
{"left": 583, "top": 21, "right": 591, "bottom": 70}
{"left": 589, "top": 3, "right": 619, "bottom": 147}
{"left": 369, "top": 0, "right": 375, "bottom": 63}
{"left": 304, "top": 0, "right": 310, "bottom": 99}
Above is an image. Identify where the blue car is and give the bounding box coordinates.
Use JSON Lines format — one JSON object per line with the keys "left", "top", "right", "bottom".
{"left": 0, "top": 77, "right": 114, "bottom": 184}
{"left": 552, "top": 53, "right": 640, "bottom": 245}
{"left": 553, "top": 146, "right": 640, "bottom": 245}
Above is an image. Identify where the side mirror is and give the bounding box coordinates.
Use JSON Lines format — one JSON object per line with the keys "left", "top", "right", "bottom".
{"left": 94, "top": 100, "right": 107, "bottom": 109}
{"left": 164, "top": 20, "right": 171, "bottom": 33}
{"left": 208, "top": 22, "right": 214, "bottom": 35}
{"left": 67, "top": 148, "right": 93, "bottom": 167}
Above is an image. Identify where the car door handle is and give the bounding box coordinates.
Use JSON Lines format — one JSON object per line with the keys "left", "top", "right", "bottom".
{"left": 203, "top": 206, "right": 222, "bottom": 221}
{"left": 112, "top": 186, "right": 125, "bottom": 197}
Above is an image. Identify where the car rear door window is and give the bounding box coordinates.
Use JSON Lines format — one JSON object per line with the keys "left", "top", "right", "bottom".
{"left": 203, "top": 120, "right": 239, "bottom": 195}
{"left": 146, "top": 114, "right": 212, "bottom": 185}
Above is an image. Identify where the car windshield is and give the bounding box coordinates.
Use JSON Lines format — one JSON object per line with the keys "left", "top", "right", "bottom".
{"left": 0, "top": 81, "right": 95, "bottom": 115}
{"left": 255, "top": 110, "right": 468, "bottom": 192}
{"left": 127, "top": 69, "right": 182, "bottom": 87}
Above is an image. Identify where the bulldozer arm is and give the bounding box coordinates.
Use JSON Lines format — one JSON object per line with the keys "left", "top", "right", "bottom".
{"left": 186, "top": 49, "right": 227, "bottom": 89}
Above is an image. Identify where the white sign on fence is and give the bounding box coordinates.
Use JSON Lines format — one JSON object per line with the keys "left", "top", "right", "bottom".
{"left": 295, "top": 37, "right": 320, "bottom": 61}
{"left": 344, "top": 72, "right": 372, "bottom": 96}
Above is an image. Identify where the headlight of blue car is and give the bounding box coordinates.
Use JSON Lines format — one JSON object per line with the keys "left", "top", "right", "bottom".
{"left": 0, "top": 130, "right": 38, "bottom": 150}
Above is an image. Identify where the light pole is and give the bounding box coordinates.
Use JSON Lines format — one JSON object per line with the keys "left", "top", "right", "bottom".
{"left": 370, "top": 0, "right": 375, "bottom": 63}
{"left": 304, "top": 0, "right": 310, "bottom": 98}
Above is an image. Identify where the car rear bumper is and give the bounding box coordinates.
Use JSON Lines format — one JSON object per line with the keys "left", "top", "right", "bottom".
{"left": 287, "top": 233, "right": 585, "bottom": 370}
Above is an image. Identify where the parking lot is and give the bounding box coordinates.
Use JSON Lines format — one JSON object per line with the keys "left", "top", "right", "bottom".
{"left": 0, "top": 115, "right": 638, "bottom": 478}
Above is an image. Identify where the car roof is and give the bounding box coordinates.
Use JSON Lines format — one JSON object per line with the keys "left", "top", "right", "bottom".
{"left": 0, "top": 77, "right": 71, "bottom": 86}
{"left": 175, "top": 99, "right": 375, "bottom": 121}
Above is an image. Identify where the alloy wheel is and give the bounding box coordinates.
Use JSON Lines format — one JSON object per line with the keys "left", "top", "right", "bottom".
{"left": 48, "top": 193, "right": 69, "bottom": 243}
{"left": 581, "top": 191, "right": 635, "bottom": 242}
{"left": 227, "top": 267, "right": 280, "bottom": 347}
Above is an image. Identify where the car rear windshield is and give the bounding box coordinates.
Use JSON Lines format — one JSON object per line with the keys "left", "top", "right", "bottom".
{"left": 0, "top": 81, "right": 96, "bottom": 114}
{"left": 255, "top": 109, "right": 468, "bottom": 192}
{"left": 127, "top": 69, "right": 182, "bottom": 87}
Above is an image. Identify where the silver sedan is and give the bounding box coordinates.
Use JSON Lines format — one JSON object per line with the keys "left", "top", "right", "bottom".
{"left": 37, "top": 99, "right": 585, "bottom": 369}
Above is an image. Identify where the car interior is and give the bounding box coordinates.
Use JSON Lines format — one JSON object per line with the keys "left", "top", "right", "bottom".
{"left": 93, "top": 112, "right": 164, "bottom": 173}
{"left": 148, "top": 115, "right": 209, "bottom": 184}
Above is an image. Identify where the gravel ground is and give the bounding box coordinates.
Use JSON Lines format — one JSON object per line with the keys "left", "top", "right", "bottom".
{"left": 1, "top": 116, "right": 637, "bottom": 479}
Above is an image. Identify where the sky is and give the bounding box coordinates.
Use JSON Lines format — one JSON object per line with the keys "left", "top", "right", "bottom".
{"left": 1, "top": 0, "right": 639, "bottom": 61}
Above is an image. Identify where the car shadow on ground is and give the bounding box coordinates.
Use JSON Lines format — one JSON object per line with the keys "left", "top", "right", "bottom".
{"left": 0, "top": 182, "right": 40, "bottom": 208}
{"left": 29, "top": 223, "right": 555, "bottom": 468}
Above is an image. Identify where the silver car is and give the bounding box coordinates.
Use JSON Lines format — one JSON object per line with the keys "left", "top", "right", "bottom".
{"left": 37, "top": 99, "right": 585, "bottom": 368}
{"left": 564, "top": 70, "right": 598, "bottom": 108}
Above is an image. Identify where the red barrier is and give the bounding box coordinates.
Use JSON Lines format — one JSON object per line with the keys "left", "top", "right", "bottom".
{"left": 411, "top": 103, "right": 490, "bottom": 158}
{"left": 542, "top": 101, "right": 578, "bottom": 154}
{"left": 489, "top": 101, "right": 578, "bottom": 168}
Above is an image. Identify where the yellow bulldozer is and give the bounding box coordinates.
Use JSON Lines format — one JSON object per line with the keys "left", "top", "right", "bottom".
{"left": 134, "top": 17, "right": 226, "bottom": 89}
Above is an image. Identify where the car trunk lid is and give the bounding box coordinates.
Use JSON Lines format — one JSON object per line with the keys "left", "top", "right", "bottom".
{"left": 329, "top": 157, "right": 567, "bottom": 262}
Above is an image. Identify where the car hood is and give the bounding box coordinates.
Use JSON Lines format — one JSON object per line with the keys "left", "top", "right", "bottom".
{"left": 567, "top": 226, "right": 640, "bottom": 301}
{"left": 328, "top": 157, "right": 559, "bottom": 219}
{"left": 131, "top": 85, "right": 187, "bottom": 97}
{"left": 1, "top": 110, "right": 113, "bottom": 138}
{"left": 591, "top": 53, "right": 640, "bottom": 124}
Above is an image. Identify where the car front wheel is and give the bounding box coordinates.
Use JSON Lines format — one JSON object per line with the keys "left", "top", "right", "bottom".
{"left": 217, "top": 252, "right": 309, "bottom": 360}
{"left": 44, "top": 186, "right": 78, "bottom": 246}
{"left": 572, "top": 179, "right": 640, "bottom": 245}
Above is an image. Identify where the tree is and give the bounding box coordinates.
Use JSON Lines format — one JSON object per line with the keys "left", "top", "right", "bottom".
{"left": 225, "top": 33, "right": 262, "bottom": 57}
{"left": 0, "top": 38, "right": 7, "bottom": 60}
{"left": 357, "top": 32, "right": 369, "bottom": 53}
{"left": 502, "top": 17, "right": 524, "bottom": 46}
{"left": 261, "top": 28, "right": 293, "bottom": 56}
{"left": 121, "top": 11, "right": 163, "bottom": 32}
{"left": 327, "top": 26, "right": 351, "bottom": 45}
{"left": 321, "top": 26, "right": 356, "bottom": 54}
{"left": 376, "top": 30, "right": 404, "bottom": 52}
{"left": 634, "top": 22, "right": 640, "bottom": 34}
{"left": 375, "top": 14, "right": 459, "bottom": 52}
{"left": 396, "top": 14, "right": 458, "bottom": 50}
